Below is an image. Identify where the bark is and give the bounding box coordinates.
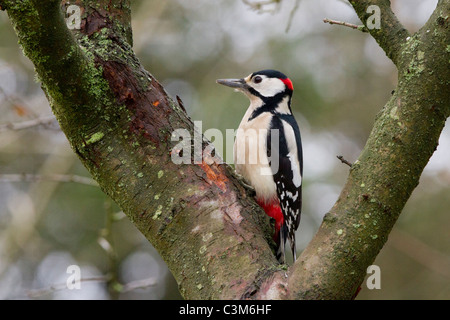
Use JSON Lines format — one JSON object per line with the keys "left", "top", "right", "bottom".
{"left": 1, "top": 0, "right": 449, "bottom": 299}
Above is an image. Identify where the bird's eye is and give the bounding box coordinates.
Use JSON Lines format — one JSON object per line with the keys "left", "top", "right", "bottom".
{"left": 253, "top": 76, "right": 262, "bottom": 84}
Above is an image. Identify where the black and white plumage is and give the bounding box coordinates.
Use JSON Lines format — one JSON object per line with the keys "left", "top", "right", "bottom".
{"left": 217, "top": 69, "right": 303, "bottom": 263}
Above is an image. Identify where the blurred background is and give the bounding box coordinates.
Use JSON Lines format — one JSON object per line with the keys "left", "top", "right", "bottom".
{"left": 0, "top": 0, "right": 448, "bottom": 299}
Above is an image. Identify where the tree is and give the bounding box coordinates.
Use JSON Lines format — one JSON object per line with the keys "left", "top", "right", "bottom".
{"left": 0, "top": 0, "right": 448, "bottom": 299}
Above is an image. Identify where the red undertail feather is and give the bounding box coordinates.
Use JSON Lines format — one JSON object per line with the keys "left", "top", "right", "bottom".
{"left": 256, "top": 198, "right": 284, "bottom": 240}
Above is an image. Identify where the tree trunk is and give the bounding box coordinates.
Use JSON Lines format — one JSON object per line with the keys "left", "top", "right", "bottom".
{"left": 1, "top": 0, "right": 448, "bottom": 299}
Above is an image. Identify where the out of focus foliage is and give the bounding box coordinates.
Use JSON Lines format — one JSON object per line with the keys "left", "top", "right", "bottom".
{"left": 0, "top": 0, "right": 448, "bottom": 299}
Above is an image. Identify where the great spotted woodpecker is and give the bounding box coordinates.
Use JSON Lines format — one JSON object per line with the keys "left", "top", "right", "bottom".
{"left": 217, "top": 69, "right": 303, "bottom": 264}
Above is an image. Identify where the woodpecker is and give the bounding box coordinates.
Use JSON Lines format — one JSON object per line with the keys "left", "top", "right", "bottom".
{"left": 217, "top": 69, "right": 303, "bottom": 264}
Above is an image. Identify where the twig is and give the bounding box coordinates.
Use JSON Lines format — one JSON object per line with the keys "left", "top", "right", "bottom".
{"left": 337, "top": 155, "right": 353, "bottom": 168}
{"left": 121, "top": 277, "right": 157, "bottom": 293}
{"left": 26, "top": 275, "right": 157, "bottom": 298}
{"left": 0, "top": 173, "right": 98, "bottom": 187}
{"left": 0, "top": 115, "right": 58, "bottom": 133}
{"left": 26, "top": 276, "right": 110, "bottom": 298}
{"left": 176, "top": 95, "right": 187, "bottom": 114}
{"left": 389, "top": 228, "right": 450, "bottom": 280}
{"left": 242, "top": 0, "right": 281, "bottom": 13}
{"left": 323, "top": 18, "right": 368, "bottom": 33}
{"left": 285, "top": 0, "right": 301, "bottom": 33}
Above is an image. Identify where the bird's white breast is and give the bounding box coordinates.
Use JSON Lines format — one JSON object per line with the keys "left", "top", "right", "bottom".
{"left": 234, "top": 106, "right": 277, "bottom": 203}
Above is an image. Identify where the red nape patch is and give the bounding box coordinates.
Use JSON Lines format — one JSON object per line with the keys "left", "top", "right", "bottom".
{"left": 281, "top": 78, "right": 294, "bottom": 91}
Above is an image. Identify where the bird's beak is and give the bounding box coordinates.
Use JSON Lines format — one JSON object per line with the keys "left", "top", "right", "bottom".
{"left": 216, "top": 78, "right": 247, "bottom": 89}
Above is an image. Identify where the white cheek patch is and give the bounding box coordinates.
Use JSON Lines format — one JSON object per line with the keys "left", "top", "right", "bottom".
{"left": 257, "top": 78, "right": 286, "bottom": 97}
{"left": 248, "top": 76, "right": 285, "bottom": 97}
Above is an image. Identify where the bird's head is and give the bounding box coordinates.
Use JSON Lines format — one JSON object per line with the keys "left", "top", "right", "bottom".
{"left": 216, "top": 69, "right": 293, "bottom": 103}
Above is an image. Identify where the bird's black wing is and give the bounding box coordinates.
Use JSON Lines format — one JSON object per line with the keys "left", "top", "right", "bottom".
{"left": 267, "top": 114, "right": 303, "bottom": 259}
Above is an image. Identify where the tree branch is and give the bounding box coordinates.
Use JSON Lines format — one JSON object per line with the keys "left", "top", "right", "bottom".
{"left": 284, "top": 0, "right": 450, "bottom": 299}
{"left": 2, "top": 0, "right": 449, "bottom": 300}
{"left": 3, "top": 0, "right": 279, "bottom": 299}
{"left": 285, "top": 0, "right": 301, "bottom": 33}
{"left": 0, "top": 173, "right": 98, "bottom": 187}
{"left": 348, "top": 0, "right": 410, "bottom": 66}
{"left": 0, "top": 115, "right": 57, "bottom": 132}
{"left": 25, "top": 275, "right": 156, "bottom": 298}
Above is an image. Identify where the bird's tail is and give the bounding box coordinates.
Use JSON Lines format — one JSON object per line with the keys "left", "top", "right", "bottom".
{"left": 276, "top": 224, "right": 296, "bottom": 263}
{"left": 256, "top": 198, "right": 298, "bottom": 263}
{"left": 288, "top": 226, "right": 297, "bottom": 261}
{"left": 256, "top": 199, "right": 287, "bottom": 263}
{"left": 276, "top": 224, "right": 287, "bottom": 264}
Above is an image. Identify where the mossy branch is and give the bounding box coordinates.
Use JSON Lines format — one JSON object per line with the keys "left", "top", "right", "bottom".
{"left": 285, "top": 0, "right": 450, "bottom": 299}
{"left": 2, "top": 0, "right": 279, "bottom": 299}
